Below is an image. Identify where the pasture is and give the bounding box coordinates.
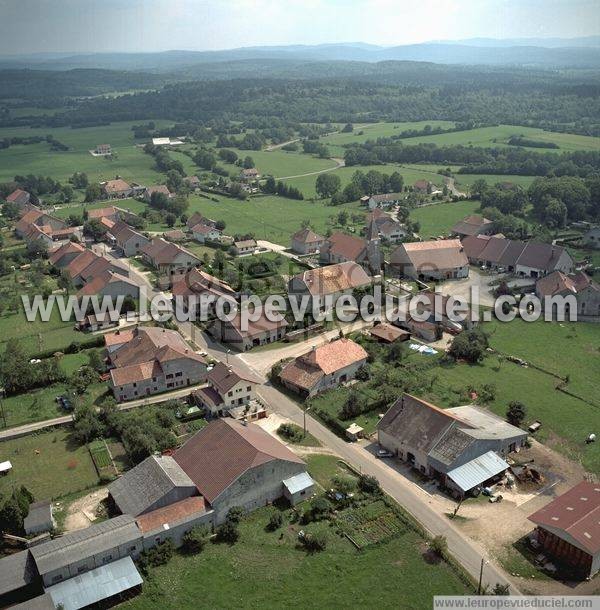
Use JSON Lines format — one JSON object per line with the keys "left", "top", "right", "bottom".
{"left": 410, "top": 199, "right": 481, "bottom": 238}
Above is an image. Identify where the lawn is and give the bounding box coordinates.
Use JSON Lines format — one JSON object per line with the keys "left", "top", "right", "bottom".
{"left": 0, "top": 428, "right": 99, "bottom": 500}
{"left": 410, "top": 199, "right": 481, "bottom": 239}
{"left": 396, "top": 124, "right": 600, "bottom": 153}
{"left": 304, "top": 454, "right": 357, "bottom": 488}
{"left": 123, "top": 481, "right": 470, "bottom": 609}
{"left": 454, "top": 174, "right": 537, "bottom": 190}
{"left": 0, "top": 120, "right": 174, "bottom": 188}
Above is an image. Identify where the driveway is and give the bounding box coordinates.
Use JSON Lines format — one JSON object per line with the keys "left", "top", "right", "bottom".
{"left": 438, "top": 267, "right": 500, "bottom": 308}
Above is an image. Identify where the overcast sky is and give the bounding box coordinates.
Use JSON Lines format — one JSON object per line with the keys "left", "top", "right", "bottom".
{"left": 0, "top": 0, "right": 598, "bottom": 55}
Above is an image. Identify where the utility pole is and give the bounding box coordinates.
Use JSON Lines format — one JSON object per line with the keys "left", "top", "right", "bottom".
{"left": 477, "top": 557, "right": 488, "bottom": 595}
{"left": 0, "top": 388, "right": 6, "bottom": 429}
{"left": 303, "top": 406, "right": 311, "bottom": 437}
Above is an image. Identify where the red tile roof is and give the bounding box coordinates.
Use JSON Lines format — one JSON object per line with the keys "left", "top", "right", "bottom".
{"left": 528, "top": 481, "right": 600, "bottom": 555}
{"left": 292, "top": 228, "right": 324, "bottom": 244}
{"left": 6, "top": 189, "right": 29, "bottom": 204}
{"left": 104, "top": 329, "right": 134, "bottom": 347}
{"left": 392, "top": 239, "right": 468, "bottom": 271}
{"left": 207, "top": 362, "right": 259, "bottom": 395}
{"left": 324, "top": 232, "right": 367, "bottom": 262}
{"left": 48, "top": 241, "right": 85, "bottom": 265}
{"left": 102, "top": 179, "right": 130, "bottom": 194}
{"left": 136, "top": 496, "right": 207, "bottom": 533}
{"left": 370, "top": 323, "right": 410, "bottom": 342}
{"left": 173, "top": 419, "right": 304, "bottom": 503}
{"left": 536, "top": 271, "right": 595, "bottom": 298}
{"left": 291, "top": 261, "right": 371, "bottom": 296}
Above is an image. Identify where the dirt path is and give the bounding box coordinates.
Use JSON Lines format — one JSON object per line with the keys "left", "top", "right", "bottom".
{"left": 265, "top": 138, "right": 300, "bottom": 151}
{"left": 278, "top": 157, "right": 345, "bottom": 180}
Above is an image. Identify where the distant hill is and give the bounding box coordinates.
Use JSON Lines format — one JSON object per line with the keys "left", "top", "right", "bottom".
{"left": 0, "top": 38, "right": 599, "bottom": 72}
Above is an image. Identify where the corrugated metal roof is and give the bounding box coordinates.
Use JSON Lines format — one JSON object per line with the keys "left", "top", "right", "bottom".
{"left": 283, "top": 471, "right": 315, "bottom": 495}
{"left": 447, "top": 451, "right": 509, "bottom": 492}
{"left": 46, "top": 556, "right": 143, "bottom": 610}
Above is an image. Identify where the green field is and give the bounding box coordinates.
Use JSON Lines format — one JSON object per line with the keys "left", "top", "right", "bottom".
{"left": 454, "top": 174, "right": 537, "bottom": 190}
{"left": 123, "top": 455, "right": 470, "bottom": 609}
{"left": 397, "top": 124, "right": 600, "bottom": 153}
{"left": 410, "top": 199, "right": 481, "bottom": 238}
{"left": 0, "top": 120, "right": 174, "bottom": 187}
{"left": 223, "top": 148, "right": 337, "bottom": 178}
{"left": 0, "top": 428, "right": 99, "bottom": 500}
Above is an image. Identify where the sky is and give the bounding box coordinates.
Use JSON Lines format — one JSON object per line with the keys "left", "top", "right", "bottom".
{"left": 0, "top": 0, "right": 598, "bottom": 55}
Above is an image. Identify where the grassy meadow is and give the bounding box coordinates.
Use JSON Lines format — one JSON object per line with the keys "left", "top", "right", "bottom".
{"left": 410, "top": 199, "right": 481, "bottom": 238}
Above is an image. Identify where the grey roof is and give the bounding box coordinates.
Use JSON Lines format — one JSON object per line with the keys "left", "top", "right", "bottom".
{"left": 108, "top": 454, "right": 196, "bottom": 517}
{"left": 283, "top": 471, "right": 315, "bottom": 495}
{"left": 447, "top": 451, "right": 509, "bottom": 492}
{"left": 46, "top": 556, "right": 143, "bottom": 610}
{"left": 24, "top": 500, "right": 53, "bottom": 534}
{"left": 12, "top": 593, "right": 56, "bottom": 610}
{"left": 0, "top": 550, "right": 36, "bottom": 596}
{"left": 446, "top": 406, "right": 527, "bottom": 441}
{"left": 428, "top": 425, "right": 475, "bottom": 467}
{"left": 30, "top": 515, "right": 140, "bottom": 576}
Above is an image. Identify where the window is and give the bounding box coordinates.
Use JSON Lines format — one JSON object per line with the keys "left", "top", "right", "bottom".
{"left": 77, "top": 565, "right": 88, "bottom": 574}
{"left": 175, "top": 372, "right": 182, "bottom": 377}
{"left": 102, "top": 554, "right": 113, "bottom": 564}
{"left": 133, "top": 382, "right": 137, "bottom": 387}
{"left": 166, "top": 373, "right": 174, "bottom": 379}
{"left": 247, "top": 386, "right": 251, "bottom": 392}
{"left": 167, "top": 382, "right": 174, "bottom": 388}
{"left": 228, "top": 391, "right": 233, "bottom": 397}
{"left": 52, "top": 575, "right": 63, "bottom": 583}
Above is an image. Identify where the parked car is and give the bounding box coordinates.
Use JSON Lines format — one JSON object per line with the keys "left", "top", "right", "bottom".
{"left": 377, "top": 449, "right": 394, "bottom": 458}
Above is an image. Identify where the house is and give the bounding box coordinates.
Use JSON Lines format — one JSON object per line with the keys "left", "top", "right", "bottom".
{"left": 279, "top": 338, "right": 368, "bottom": 397}
{"left": 109, "top": 221, "right": 150, "bottom": 257}
{"left": 366, "top": 209, "right": 407, "bottom": 243}
{"left": 101, "top": 178, "right": 132, "bottom": 199}
{"left": 163, "top": 228, "right": 187, "bottom": 242}
{"left": 48, "top": 241, "right": 85, "bottom": 268}
{"left": 65, "top": 250, "right": 128, "bottom": 287}
{"left": 143, "top": 185, "right": 171, "bottom": 202}
{"left": 184, "top": 175, "right": 201, "bottom": 190}
{"left": 208, "top": 308, "right": 288, "bottom": 350}
{"left": 174, "top": 418, "right": 314, "bottom": 522}
{"left": 5, "top": 188, "right": 31, "bottom": 207}
{"left": 109, "top": 454, "right": 198, "bottom": 517}
{"left": 288, "top": 261, "right": 372, "bottom": 314}
{"left": 192, "top": 362, "right": 259, "bottom": 416}
{"left": 451, "top": 214, "right": 494, "bottom": 239}
{"left": 23, "top": 501, "right": 55, "bottom": 536}
{"left": 77, "top": 310, "right": 121, "bottom": 332}
{"left": 106, "top": 326, "right": 208, "bottom": 401}
{"left": 527, "top": 481, "right": 600, "bottom": 579}
{"left": 140, "top": 238, "right": 201, "bottom": 284}
{"left": 393, "top": 317, "right": 442, "bottom": 342}
{"left": 77, "top": 270, "right": 140, "bottom": 300}
{"left": 15, "top": 209, "right": 75, "bottom": 245}
{"left": 361, "top": 192, "right": 403, "bottom": 210}
{"left": 233, "top": 239, "right": 258, "bottom": 256}
{"left": 319, "top": 230, "right": 381, "bottom": 275}
{"left": 582, "top": 226, "right": 600, "bottom": 249}
{"left": 390, "top": 239, "right": 469, "bottom": 281}
{"left": 377, "top": 395, "right": 527, "bottom": 496}
{"left": 239, "top": 168, "right": 260, "bottom": 182}
{"left": 94, "top": 144, "right": 112, "bottom": 155}
{"left": 172, "top": 268, "right": 237, "bottom": 320}
{"left": 291, "top": 227, "right": 326, "bottom": 254}
{"left": 414, "top": 290, "right": 472, "bottom": 332}
{"left": 192, "top": 222, "right": 221, "bottom": 244}
{"left": 186, "top": 211, "right": 216, "bottom": 231}
{"left": 462, "top": 235, "right": 574, "bottom": 277}
{"left": 152, "top": 137, "right": 183, "bottom": 146}
{"left": 413, "top": 180, "right": 432, "bottom": 194}
{"left": 369, "top": 322, "right": 410, "bottom": 343}
{"left": 104, "top": 328, "right": 134, "bottom": 354}
{"left": 87, "top": 206, "right": 121, "bottom": 223}
{"left": 536, "top": 270, "right": 600, "bottom": 321}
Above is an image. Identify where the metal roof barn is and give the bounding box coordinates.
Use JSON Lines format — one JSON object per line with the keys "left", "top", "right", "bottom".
{"left": 46, "top": 556, "right": 143, "bottom": 610}
{"left": 283, "top": 471, "right": 315, "bottom": 496}
{"left": 447, "top": 451, "right": 509, "bottom": 493}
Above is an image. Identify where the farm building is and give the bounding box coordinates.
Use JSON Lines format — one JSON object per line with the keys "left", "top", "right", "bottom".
{"left": 536, "top": 270, "right": 600, "bottom": 322}
{"left": 450, "top": 214, "right": 494, "bottom": 239}
{"left": 208, "top": 308, "right": 288, "bottom": 350}
{"left": 389, "top": 239, "right": 469, "bottom": 281}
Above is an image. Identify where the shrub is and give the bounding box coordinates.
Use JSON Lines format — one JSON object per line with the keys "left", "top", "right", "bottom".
{"left": 277, "top": 422, "right": 304, "bottom": 443}
{"left": 305, "top": 496, "right": 332, "bottom": 522}
{"left": 216, "top": 520, "right": 239, "bottom": 544}
{"left": 267, "top": 512, "right": 283, "bottom": 531}
{"left": 226, "top": 506, "right": 244, "bottom": 525}
{"left": 139, "top": 540, "right": 175, "bottom": 570}
{"left": 301, "top": 530, "right": 327, "bottom": 552}
{"left": 429, "top": 535, "right": 448, "bottom": 557}
{"left": 506, "top": 401, "right": 527, "bottom": 427}
{"left": 182, "top": 525, "right": 210, "bottom": 553}
{"left": 448, "top": 328, "right": 489, "bottom": 363}
{"left": 358, "top": 474, "right": 381, "bottom": 495}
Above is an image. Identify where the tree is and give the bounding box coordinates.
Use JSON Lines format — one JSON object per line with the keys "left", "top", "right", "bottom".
{"left": 57, "top": 269, "right": 74, "bottom": 294}
{"left": 358, "top": 474, "right": 381, "bottom": 495}
{"left": 429, "top": 535, "right": 448, "bottom": 557}
{"left": 72, "top": 404, "right": 104, "bottom": 444}
{"left": 242, "top": 156, "right": 255, "bottom": 169}
{"left": 470, "top": 178, "right": 488, "bottom": 199}
{"left": 341, "top": 123, "right": 354, "bottom": 133}
{"left": 543, "top": 197, "right": 568, "bottom": 229}
{"left": 165, "top": 213, "right": 176, "bottom": 228}
{"left": 83, "top": 218, "right": 107, "bottom": 241}
{"left": 267, "top": 512, "right": 283, "bottom": 531}
{"left": 216, "top": 520, "right": 239, "bottom": 544}
{"left": 339, "top": 391, "right": 361, "bottom": 420}
{"left": 0, "top": 339, "right": 31, "bottom": 394}
{"left": 182, "top": 525, "right": 210, "bottom": 553}
{"left": 226, "top": 506, "right": 244, "bottom": 525}
{"left": 331, "top": 475, "right": 355, "bottom": 496}
{"left": 70, "top": 172, "right": 88, "bottom": 189}
{"left": 315, "top": 173, "right": 341, "bottom": 199}
{"left": 448, "top": 329, "right": 489, "bottom": 363}
{"left": 307, "top": 496, "right": 332, "bottom": 522}
{"left": 84, "top": 183, "right": 102, "bottom": 202}
{"left": 389, "top": 171, "right": 404, "bottom": 193}
{"left": 88, "top": 350, "right": 104, "bottom": 373}
{"left": 70, "top": 365, "right": 97, "bottom": 395}
{"left": 301, "top": 530, "right": 327, "bottom": 552}
{"left": 506, "top": 401, "right": 527, "bottom": 427}
{"left": 337, "top": 210, "right": 348, "bottom": 226}
{"left": 491, "top": 583, "right": 511, "bottom": 595}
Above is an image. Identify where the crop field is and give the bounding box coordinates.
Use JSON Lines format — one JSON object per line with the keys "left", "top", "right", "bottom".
{"left": 396, "top": 124, "right": 600, "bottom": 152}
{"left": 337, "top": 500, "right": 409, "bottom": 548}
{"left": 0, "top": 428, "right": 99, "bottom": 500}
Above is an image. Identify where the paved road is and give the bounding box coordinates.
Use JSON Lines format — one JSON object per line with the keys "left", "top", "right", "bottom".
{"left": 265, "top": 138, "right": 300, "bottom": 151}
{"left": 257, "top": 382, "right": 521, "bottom": 595}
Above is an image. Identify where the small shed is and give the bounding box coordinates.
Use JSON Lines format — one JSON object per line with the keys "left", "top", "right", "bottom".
{"left": 282, "top": 471, "right": 315, "bottom": 505}
{"left": 345, "top": 423, "right": 364, "bottom": 442}
{"left": 446, "top": 451, "right": 509, "bottom": 496}
{"left": 370, "top": 323, "right": 410, "bottom": 344}
{"left": 24, "top": 501, "right": 55, "bottom": 536}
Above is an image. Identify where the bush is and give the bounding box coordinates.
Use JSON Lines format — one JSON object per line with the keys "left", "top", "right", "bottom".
{"left": 267, "top": 512, "right": 283, "bottom": 531}
{"left": 358, "top": 474, "right": 381, "bottom": 495}
{"left": 277, "top": 422, "right": 304, "bottom": 443}
{"left": 301, "top": 530, "right": 327, "bottom": 552}
{"left": 429, "top": 535, "right": 448, "bottom": 557}
{"left": 182, "top": 524, "right": 210, "bottom": 553}
{"left": 506, "top": 401, "right": 527, "bottom": 427}
{"left": 226, "top": 506, "right": 244, "bottom": 525}
{"left": 139, "top": 540, "right": 175, "bottom": 570}
{"left": 216, "top": 520, "right": 239, "bottom": 544}
{"left": 304, "top": 496, "right": 332, "bottom": 523}
{"left": 448, "top": 328, "right": 489, "bottom": 363}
